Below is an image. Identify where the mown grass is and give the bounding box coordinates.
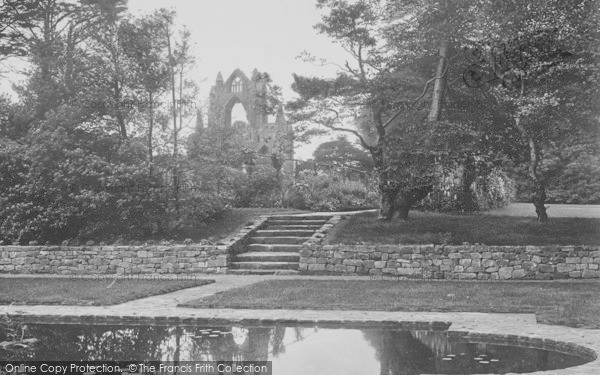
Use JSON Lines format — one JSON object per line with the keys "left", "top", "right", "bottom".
{"left": 328, "top": 211, "right": 600, "bottom": 246}
{"left": 0, "top": 277, "right": 213, "bottom": 306}
{"left": 95, "top": 207, "right": 310, "bottom": 245}
{"left": 171, "top": 208, "right": 309, "bottom": 243}
{"left": 181, "top": 279, "right": 600, "bottom": 329}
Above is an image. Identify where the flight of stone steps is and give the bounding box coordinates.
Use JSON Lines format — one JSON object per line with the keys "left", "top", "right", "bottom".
{"left": 228, "top": 215, "right": 333, "bottom": 275}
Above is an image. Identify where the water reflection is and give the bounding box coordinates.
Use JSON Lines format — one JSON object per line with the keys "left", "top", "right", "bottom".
{"left": 0, "top": 323, "right": 589, "bottom": 374}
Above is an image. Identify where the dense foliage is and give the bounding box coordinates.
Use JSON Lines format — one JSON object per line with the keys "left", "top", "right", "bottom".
{"left": 0, "top": 1, "right": 225, "bottom": 244}
{"left": 230, "top": 166, "right": 378, "bottom": 212}
{"left": 287, "top": 0, "right": 599, "bottom": 220}
{"left": 0, "top": 0, "right": 598, "bottom": 246}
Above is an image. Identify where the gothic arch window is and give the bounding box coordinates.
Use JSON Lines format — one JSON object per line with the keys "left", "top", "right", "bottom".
{"left": 231, "top": 77, "right": 243, "bottom": 93}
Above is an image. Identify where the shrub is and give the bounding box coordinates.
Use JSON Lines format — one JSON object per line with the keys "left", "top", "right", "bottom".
{"left": 0, "top": 110, "right": 227, "bottom": 244}
{"left": 282, "top": 171, "right": 378, "bottom": 211}
{"left": 418, "top": 167, "right": 515, "bottom": 212}
{"left": 0, "top": 132, "right": 167, "bottom": 244}
{"left": 231, "top": 169, "right": 378, "bottom": 211}
{"left": 168, "top": 194, "right": 228, "bottom": 236}
{"left": 231, "top": 166, "right": 281, "bottom": 207}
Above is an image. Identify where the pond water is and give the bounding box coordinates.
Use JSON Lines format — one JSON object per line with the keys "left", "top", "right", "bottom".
{"left": 0, "top": 322, "right": 591, "bottom": 375}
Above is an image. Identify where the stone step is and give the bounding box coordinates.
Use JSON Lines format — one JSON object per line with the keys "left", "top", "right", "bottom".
{"left": 227, "top": 269, "right": 300, "bottom": 275}
{"left": 267, "top": 219, "right": 328, "bottom": 226}
{"left": 269, "top": 215, "right": 333, "bottom": 221}
{"left": 264, "top": 224, "right": 323, "bottom": 230}
{"left": 248, "top": 236, "right": 307, "bottom": 245}
{"left": 255, "top": 229, "right": 314, "bottom": 237}
{"left": 245, "top": 244, "right": 303, "bottom": 252}
{"left": 236, "top": 252, "right": 300, "bottom": 262}
{"left": 230, "top": 261, "right": 299, "bottom": 270}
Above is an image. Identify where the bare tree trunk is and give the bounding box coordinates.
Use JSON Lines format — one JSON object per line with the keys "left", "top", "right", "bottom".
{"left": 397, "top": 185, "right": 434, "bottom": 220}
{"left": 376, "top": 165, "right": 432, "bottom": 220}
{"left": 166, "top": 23, "right": 179, "bottom": 212}
{"left": 64, "top": 25, "right": 76, "bottom": 95}
{"left": 533, "top": 180, "right": 548, "bottom": 222}
{"left": 148, "top": 92, "right": 154, "bottom": 174}
{"left": 527, "top": 134, "right": 548, "bottom": 222}
{"left": 513, "top": 81, "right": 548, "bottom": 222}
{"left": 379, "top": 181, "right": 400, "bottom": 221}
{"left": 459, "top": 155, "right": 477, "bottom": 212}
{"left": 371, "top": 132, "right": 433, "bottom": 220}
{"left": 515, "top": 117, "right": 548, "bottom": 222}
{"left": 110, "top": 28, "right": 127, "bottom": 139}
{"left": 428, "top": 39, "right": 449, "bottom": 122}
{"left": 372, "top": 147, "right": 396, "bottom": 221}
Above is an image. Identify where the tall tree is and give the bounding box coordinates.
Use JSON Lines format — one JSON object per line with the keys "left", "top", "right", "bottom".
{"left": 86, "top": 0, "right": 131, "bottom": 138}
{"left": 162, "top": 11, "right": 197, "bottom": 211}
{"left": 0, "top": 0, "right": 40, "bottom": 64}
{"left": 465, "top": 0, "right": 600, "bottom": 221}
{"left": 120, "top": 12, "right": 171, "bottom": 164}
{"left": 289, "top": 0, "right": 472, "bottom": 219}
{"left": 7, "top": 0, "right": 79, "bottom": 118}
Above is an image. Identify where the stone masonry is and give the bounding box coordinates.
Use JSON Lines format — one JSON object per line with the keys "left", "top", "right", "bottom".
{"left": 300, "top": 243, "right": 600, "bottom": 280}
{"left": 0, "top": 217, "right": 269, "bottom": 275}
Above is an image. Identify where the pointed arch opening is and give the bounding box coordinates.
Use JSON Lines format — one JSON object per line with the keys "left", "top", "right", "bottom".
{"left": 231, "top": 102, "right": 252, "bottom": 139}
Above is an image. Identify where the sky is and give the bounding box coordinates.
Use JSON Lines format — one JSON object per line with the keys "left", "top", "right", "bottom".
{"left": 126, "top": 0, "right": 346, "bottom": 97}
{"left": 126, "top": 0, "right": 351, "bottom": 159}
{"left": 1, "top": 0, "right": 352, "bottom": 159}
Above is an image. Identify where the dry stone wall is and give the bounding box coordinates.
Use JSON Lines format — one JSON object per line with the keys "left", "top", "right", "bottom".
{"left": 299, "top": 243, "right": 600, "bottom": 280}
{"left": 0, "top": 217, "right": 269, "bottom": 275}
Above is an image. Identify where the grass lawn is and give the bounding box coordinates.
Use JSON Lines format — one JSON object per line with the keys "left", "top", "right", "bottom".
{"left": 136, "top": 208, "right": 308, "bottom": 245}
{"left": 181, "top": 279, "right": 600, "bottom": 329}
{"left": 0, "top": 277, "right": 214, "bottom": 306}
{"left": 488, "top": 203, "right": 600, "bottom": 218}
{"left": 191, "top": 208, "right": 308, "bottom": 242}
{"left": 88, "top": 207, "right": 309, "bottom": 245}
{"left": 329, "top": 211, "right": 600, "bottom": 246}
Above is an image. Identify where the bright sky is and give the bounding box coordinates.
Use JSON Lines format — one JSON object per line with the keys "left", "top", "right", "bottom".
{"left": 128, "top": 0, "right": 346, "bottom": 97}
{"left": 127, "top": 0, "right": 349, "bottom": 159}
{"left": 1, "top": 0, "right": 350, "bottom": 158}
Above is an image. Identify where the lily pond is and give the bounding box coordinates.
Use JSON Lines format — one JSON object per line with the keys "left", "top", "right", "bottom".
{"left": 0, "top": 321, "right": 592, "bottom": 375}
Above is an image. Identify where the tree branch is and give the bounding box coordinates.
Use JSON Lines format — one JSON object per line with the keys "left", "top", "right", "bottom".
{"left": 318, "top": 108, "right": 375, "bottom": 151}
{"left": 382, "top": 61, "right": 449, "bottom": 129}
{"left": 326, "top": 124, "right": 374, "bottom": 151}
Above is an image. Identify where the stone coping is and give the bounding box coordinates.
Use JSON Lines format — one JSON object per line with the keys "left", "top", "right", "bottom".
{"left": 8, "top": 315, "right": 596, "bottom": 361}
{"left": 302, "top": 214, "right": 343, "bottom": 246}
{"left": 8, "top": 315, "right": 597, "bottom": 362}
{"left": 3, "top": 307, "right": 599, "bottom": 375}
{"left": 9, "top": 315, "right": 451, "bottom": 332}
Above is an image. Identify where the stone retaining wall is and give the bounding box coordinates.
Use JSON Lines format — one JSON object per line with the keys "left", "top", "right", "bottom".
{"left": 299, "top": 243, "right": 600, "bottom": 279}
{"left": 0, "top": 217, "right": 269, "bottom": 275}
